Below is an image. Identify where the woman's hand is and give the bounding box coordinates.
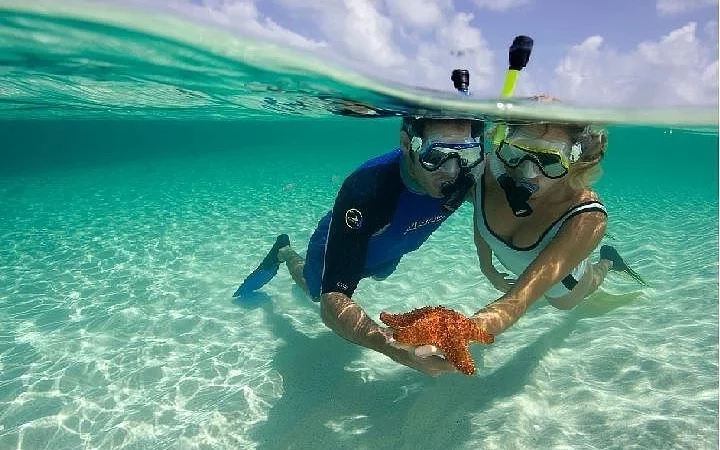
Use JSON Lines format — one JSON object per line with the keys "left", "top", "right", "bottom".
{"left": 485, "top": 269, "right": 516, "bottom": 293}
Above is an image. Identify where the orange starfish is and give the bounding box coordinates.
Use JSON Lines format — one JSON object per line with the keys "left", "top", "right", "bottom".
{"left": 379, "top": 305, "right": 494, "bottom": 375}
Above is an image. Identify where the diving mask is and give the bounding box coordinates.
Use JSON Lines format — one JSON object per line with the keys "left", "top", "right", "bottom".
{"left": 497, "top": 135, "right": 582, "bottom": 179}
{"left": 412, "top": 137, "right": 485, "bottom": 172}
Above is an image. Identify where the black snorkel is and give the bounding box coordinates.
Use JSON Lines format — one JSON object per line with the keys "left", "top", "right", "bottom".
{"left": 441, "top": 168, "right": 476, "bottom": 212}
{"left": 497, "top": 174, "right": 535, "bottom": 217}
{"left": 440, "top": 68, "right": 478, "bottom": 212}
{"left": 451, "top": 69, "right": 470, "bottom": 95}
{"left": 493, "top": 35, "right": 535, "bottom": 217}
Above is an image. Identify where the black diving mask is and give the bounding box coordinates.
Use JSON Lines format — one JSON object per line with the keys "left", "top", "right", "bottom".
{"left": 415, "top": 140, "right": 485, "bottom": 172}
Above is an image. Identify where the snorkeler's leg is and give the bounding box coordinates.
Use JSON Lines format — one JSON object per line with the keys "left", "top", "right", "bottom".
{"left": 371, "top": 258, "right": 401, "bottom": 281}
{"left": 278, "top": 246, "right": 310, "bottom": 295}
{"left": 583, "top": 260, "right": 613, "bottom": 294}
{"left": 600, "top": 245, "right": 648, "bottom": 285}
{"left": 232, "top": 234, "right": 290, "bottom": 297}
{"left": 546, "top": 260, "right": 612, "bottom": 310}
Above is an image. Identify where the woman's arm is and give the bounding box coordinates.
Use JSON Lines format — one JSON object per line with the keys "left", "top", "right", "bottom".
{"left": 474, "top": 218, "right": 496, "bottom": 275}
{"left": 472, "top": 192, "right": 515, "bottom": 293}
{"left": 472, "top": 211, "right": 607, "bottom": 336}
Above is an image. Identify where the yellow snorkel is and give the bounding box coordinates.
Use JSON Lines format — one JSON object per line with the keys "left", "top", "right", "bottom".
{"left": 493, "top": 35, "right": 534, "bottom": 146}
{"left": 490, "top": 36, "right": 540, "bottom": 218}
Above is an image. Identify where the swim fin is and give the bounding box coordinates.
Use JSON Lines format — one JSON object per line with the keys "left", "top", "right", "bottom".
{"left": 600, "top": 245, "right": 647, "bottom": 286}
{"left": 233, "top": 234, "right": 290, "bottom": 298}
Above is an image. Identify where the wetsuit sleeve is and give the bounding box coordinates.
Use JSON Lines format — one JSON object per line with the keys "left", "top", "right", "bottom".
{"left": 321, "top": 165, "right": 399, "bottom": 297}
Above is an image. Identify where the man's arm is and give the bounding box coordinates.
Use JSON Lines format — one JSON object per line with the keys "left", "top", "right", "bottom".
{"left": 317, "top": 162, "right": 456, "bottom": 375}
{"left": 320, "top": 291, "right": 456, "bottom": 375}
{"left": 472, "top": 210, "right": 607, "bottom": 336}
{"left": 316, "top": 165, "right": 398, "bottom": 348}
{"left": 319, "top": 164, "right": 396, "bottom": 298}
{"left": 320, "top": 292, "right": 392, "bottom": 353}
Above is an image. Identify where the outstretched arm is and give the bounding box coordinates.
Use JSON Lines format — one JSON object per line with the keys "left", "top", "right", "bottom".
{"left": 320, "top": 292, "right": 390, "bottom": 352}
{"left": 320, "top": 292, "right": 456, "bottom": 376}
{"left": 318, "top": 164, "right": 455, "bottom": 375}
{"left": 472, "top": 211, "right": 607, "bottom": 336}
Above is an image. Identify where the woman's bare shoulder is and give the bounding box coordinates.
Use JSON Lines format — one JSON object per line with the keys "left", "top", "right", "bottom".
{"left": 574, "top": 188, "right": 602, "bottom": 204}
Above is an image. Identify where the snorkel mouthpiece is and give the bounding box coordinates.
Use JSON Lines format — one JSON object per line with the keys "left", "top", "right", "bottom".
{"left": 441, "top": 169, "right": 475, "bottom": 213}
{"left": 497, "top": 174, "right": 535, "bottom": 217}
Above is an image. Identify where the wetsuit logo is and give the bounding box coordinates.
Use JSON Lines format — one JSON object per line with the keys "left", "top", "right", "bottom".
{"left": 404, "top": 214, "right": 446, "bottom": 234}
{"left": 345, "top": 208, "right": 363, "bottom": 230}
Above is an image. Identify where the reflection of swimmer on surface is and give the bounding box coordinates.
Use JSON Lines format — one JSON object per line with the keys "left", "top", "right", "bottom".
{"left": 467, "top": 111, "right": 646, "bottom": 340}
{"left": 233, "top": 116, "right": 487, "bottom": 377}
{"left": 319, "top": 95, "right": 403, "bottom": 118}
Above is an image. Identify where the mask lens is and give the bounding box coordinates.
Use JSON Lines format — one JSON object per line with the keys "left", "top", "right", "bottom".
{"left": 535, "top": 155, "right": 566, "bottom": 177}
{"left": 498, "top": 141, "right": 569, "bottom": 178}
{"left": 497, "top": 142, "right": 527, "bottom": 167}
{"left": 419, "top": 141, "right": 484, "bottom": 171}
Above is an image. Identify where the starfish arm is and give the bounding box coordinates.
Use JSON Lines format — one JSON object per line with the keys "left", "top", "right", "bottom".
{"left": 439, "top": 338, "right": 476, "bottom": 375}
{"left": 438, "top": 309, "right": 494, "bottom": 346}
{"left": 379, "top": 311, "right": 412, "bottom": 329}
{"left": 380, "top": 306, "right": 442, "bottom": 328}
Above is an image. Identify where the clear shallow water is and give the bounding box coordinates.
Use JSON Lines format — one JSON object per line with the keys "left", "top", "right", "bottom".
{"left": 1, "top": 2, "right": 719, "bottom": 450}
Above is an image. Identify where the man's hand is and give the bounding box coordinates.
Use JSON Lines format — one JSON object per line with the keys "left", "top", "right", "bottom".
{"left": 380, "top": 328, "right": 457, "bottom": 377}
{"left": 398, "top": 351, "right": 457, "bottom": 377}
{"left": 320, "top": 293, "right": 454, "bottom": 376}
{"left": 389, "top": 337, "right": 445, "bottom": 359}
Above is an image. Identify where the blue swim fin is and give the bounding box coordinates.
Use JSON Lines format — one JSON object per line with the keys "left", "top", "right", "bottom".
{"left": 233, "top": 234, "right": 290, "bottom": 298}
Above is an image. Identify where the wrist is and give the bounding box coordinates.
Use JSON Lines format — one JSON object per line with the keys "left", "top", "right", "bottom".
{"left": 480, "top": 265, "right": 496, "bottom": 277}
{"left": 366, "top": 327, "right": 393, "bottom": 353}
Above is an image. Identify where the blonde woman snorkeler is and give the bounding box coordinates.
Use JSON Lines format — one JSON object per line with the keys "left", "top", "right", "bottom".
{"left": 468, "top": 115, "right": 645, "bottom": 337}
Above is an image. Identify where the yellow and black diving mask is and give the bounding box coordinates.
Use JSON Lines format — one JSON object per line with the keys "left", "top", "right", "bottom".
{"left": 496, "top": 134, "right": 582, "bottom": 179}
{"left": 412, "top": 138, "right": 485, "bottom": 172}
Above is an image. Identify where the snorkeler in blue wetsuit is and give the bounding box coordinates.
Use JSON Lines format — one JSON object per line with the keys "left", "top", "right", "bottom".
{"left": 233, "top": 116, "right": 486, "bottom": 376}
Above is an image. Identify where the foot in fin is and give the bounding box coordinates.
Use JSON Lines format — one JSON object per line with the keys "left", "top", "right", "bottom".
{"left": 600, "top": 245, "right": 647, "bottom": 286}
{"left": 233, "top": 234, "right": 291, "bottom": 298}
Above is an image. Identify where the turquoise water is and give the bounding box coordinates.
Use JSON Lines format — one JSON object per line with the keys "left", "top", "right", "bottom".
{"left": 1, "top": 3, "right": 719, "bottom": 450}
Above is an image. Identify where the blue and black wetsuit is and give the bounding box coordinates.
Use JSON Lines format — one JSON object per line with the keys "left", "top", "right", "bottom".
{"left": 303, "top": 148, "right": 453, "bottom": 300}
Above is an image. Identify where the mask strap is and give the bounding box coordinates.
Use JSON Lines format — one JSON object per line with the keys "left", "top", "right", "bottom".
{"left": 411, "top": 136, "right": 423, "bottom": 152}
{"left": 569, "top": 142, "right": 582, "bottom": 163}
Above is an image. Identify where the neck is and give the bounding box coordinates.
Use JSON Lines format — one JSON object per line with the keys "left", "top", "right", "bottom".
{"left": 530, "top": 182, "right": 576, "bottom": 207}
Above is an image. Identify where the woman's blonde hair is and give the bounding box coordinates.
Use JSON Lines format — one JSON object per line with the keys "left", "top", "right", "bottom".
{"left": 566, "top": 125, "right": 608, "bottom": 190}
{"left": 499, "top": 95, "right": 609, "bottom": 189}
